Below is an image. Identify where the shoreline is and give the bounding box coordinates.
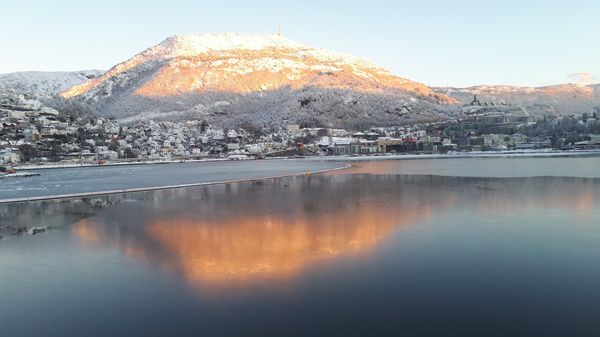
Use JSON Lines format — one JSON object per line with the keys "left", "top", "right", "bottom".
{"left": 318, "top": 149, "right": 600, "bottom": 161}
{"left": 11, "top": 149, "right": 600, "bottom": 170}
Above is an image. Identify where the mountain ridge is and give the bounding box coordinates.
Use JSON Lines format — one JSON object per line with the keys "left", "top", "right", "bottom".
{"left": 59, "top": 33, "right": 456, "bottom": 128}
{"left": 434, "top": 83, "right": 600, "bottom": 115}
{"left": 0, "top": 70, "right": 102, "bottom": 98}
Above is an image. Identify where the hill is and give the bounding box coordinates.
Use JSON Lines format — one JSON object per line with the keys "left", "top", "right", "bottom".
{"left": 61, "top": 33, "right": 456, "bottom": 128}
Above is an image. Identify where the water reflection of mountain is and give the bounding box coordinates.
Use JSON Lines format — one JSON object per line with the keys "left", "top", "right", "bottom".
{"left": 68, "top": 174, "right": 600, "bottom": 288}
{"left": 73, "top": 175, "right": 441, "bottom": 287}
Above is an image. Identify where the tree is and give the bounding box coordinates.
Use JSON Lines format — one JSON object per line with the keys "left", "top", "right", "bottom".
{"left": 297, "top": 133, "right": 319, "bottom": 145}
{"left": 240, "top": 121, "right": 265, "bottom": 138}
{"left": 317, "top": 128, "right": 329, "bottom": 137}
{"left": 18, "top": 144, "right": 38, "bottom": 162}
{"left": 124, "top": 148, "right": 136, "bottom": 159}
{"left": 565, "top": 133, "right": 581, "bottom": 145}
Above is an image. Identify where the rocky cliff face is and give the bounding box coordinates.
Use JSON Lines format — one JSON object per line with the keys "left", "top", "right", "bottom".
{"left": 61, "top": 33, "right": 456, "bottom": 128}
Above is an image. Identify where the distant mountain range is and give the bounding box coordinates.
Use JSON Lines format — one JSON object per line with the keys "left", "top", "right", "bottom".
{"left": 0, "top": 70, "right": 102, "bottom": 98}
{"left": 1, "top": 34, "right": 599, "bottom": 128}
{"left": 434, "top": 84, "right": 600, "bottom": 115}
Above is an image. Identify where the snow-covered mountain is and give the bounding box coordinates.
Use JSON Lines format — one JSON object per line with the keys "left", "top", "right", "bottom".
{"left": 61, "top": 33, "right": 456, "bottom": 128}
{"left": 0, "top": 70, "right": 102, "bottom": 98}
{"left": 435, "top": 84, "right": 600, "bottom": 115}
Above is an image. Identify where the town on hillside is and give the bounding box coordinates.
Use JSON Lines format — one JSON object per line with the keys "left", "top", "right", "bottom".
{"left": 2, "top": 94, "right": 600, "bottom": 166}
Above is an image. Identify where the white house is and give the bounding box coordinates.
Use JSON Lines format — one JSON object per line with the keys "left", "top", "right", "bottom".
{"left": 0, "top": 149, "right": 20, "bottom": 164}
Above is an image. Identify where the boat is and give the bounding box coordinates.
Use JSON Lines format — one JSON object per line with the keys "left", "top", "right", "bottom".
{"left": 0, "top": 166, "right": 40, "bottom": 178}
{"left": 0, "top": 166, "right": 17, "bottom": 174}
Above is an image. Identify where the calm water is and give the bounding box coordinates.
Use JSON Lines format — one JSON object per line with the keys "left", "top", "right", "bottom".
{"left": 2, "top": 158, "right": 600, "bottom": 337}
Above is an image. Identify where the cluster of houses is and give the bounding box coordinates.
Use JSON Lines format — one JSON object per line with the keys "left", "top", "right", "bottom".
{"left": 0, "top": 94, "right": 304, "bottom": 164}
{"left": 2, "top": 93, "right": 600, "bottom": 165}
{"left": 0, "top": 114, "right": 298, "bottom": 164}
{"left": 309, "top": 126, "right": 542, "bottom": 155}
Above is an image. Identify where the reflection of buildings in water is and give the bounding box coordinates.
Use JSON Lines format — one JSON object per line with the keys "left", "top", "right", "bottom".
{"left": 73, "top": 174, "right": 599, "bottom": 288}
{"left": 0, "top": 198, "right": 97, "bottom": 229}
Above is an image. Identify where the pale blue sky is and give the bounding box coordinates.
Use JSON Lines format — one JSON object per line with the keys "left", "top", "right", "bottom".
{"left": 1, "top": 0, "right": 598, "bottom": 87}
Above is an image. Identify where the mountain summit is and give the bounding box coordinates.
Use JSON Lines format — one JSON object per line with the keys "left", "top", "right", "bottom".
{"left": 62, "top": 33, "right": 455, "bottom": 127}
